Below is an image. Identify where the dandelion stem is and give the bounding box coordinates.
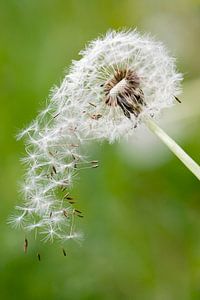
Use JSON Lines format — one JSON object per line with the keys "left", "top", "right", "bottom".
{"left": 145, "top": 117, "right": 200, "bottom": 180}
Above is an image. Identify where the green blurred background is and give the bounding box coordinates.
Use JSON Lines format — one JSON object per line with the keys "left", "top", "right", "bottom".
{"left": 1, "top": 0, "right": 200, "bottom": 299}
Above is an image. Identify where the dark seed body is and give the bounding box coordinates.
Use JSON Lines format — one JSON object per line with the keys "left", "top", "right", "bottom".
{"left": 24, "top": 238, "right": 28, "bottom": 253}
{"left": 62, "top": 248, "right": 67, "bottom": 256}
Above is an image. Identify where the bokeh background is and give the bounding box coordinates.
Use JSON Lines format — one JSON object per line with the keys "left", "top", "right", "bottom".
{"left": 1, "top": 0, "right": 200, "bottom": 299}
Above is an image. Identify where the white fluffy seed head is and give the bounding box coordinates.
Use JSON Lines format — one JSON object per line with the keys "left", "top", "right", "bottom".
{"left": 12, "top": 29, "right": 182, "bottom": 243}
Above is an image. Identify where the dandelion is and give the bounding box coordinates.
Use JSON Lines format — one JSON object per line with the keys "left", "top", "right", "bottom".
{"left": 12, "top": 29, "right": 200, "bottom": 244}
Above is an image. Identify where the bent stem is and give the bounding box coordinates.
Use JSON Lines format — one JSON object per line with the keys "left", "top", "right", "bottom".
{"left": 145, "top": 117, "right": 200, "bottom": 181}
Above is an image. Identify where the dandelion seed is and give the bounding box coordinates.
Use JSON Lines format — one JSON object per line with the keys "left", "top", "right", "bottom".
{"left": 62, "top": 248, "right": 67, "bottom": 256}
{"left": 62, "top": 232, "right": 83, "bottom": 243}
{"left": 24, "top": 238, "right": 28, "bottom": 253}
{"left": 37, "top": 253, "right": 41, "bottom": 261}
{"left": 13, "top": 29, "right": 200, "bottom": 246}
{"left": 25, "top": 221, "right": 43, "bottom": 232}
{"left": 41, "top": 226, "right": 61, "bottom": 243}
{"left": 8, "top": 213, "right": 26, "bottom": 229}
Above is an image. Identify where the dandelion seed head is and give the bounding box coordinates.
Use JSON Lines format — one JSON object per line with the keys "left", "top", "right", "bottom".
{"left": 13, "top": 29, "right": 182, "bottom": 244}
{"left": 58, "top": 29, "right": 182, "bottom": 141}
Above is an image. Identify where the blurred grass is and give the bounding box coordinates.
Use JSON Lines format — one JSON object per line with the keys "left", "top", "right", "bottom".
{"left": 0, "top": 0, "right": 200, "bottom": 299}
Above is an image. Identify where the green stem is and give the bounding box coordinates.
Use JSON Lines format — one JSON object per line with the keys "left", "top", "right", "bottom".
{"left": 145, "top": 117, "right": 200, "bottom": 181}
